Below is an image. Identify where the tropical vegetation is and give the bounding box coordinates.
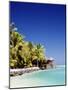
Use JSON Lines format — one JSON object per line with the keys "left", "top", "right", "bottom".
{"left": 10, "top": 23, "right": 47, "bottom": 69}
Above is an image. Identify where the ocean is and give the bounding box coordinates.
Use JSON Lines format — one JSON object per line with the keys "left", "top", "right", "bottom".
{"left": 10, "top": 65, "right": 65, "bottom": 88}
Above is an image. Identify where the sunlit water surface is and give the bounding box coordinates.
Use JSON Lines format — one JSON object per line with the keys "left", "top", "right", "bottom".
{"left": 10, "top": 65, "right": 65, "bottom": 88}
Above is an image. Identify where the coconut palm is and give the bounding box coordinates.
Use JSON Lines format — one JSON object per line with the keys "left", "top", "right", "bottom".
{"left": 33, "top": 44, "right": 45, "bottom": 67}
{"left": 10, "top": 23, "right": 46, "bottom": 69}
{"left": 10, "top": 23, "right": 25, "bottom": 47}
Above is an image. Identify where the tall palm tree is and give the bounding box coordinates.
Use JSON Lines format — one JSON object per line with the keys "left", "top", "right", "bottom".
{"left": 34, "top": 44, "right": 45, "bottom": 67}
{"left": 10, "top": 23, "right": 25, "bottom": 47}
{"left": 10, "top": 23, "right": 25, "bottom": 68}
{"left": 10, "top": 23, "right": 46, "bottom": 69}
{"left": 28, "top": 42, "right": 34, "bottom": 60}
{"left": 28, "top": 42, "right": 33, "bottom": 51}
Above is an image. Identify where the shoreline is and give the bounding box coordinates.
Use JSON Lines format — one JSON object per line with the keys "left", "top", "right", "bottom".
{"left": 10, "top": 65, "right": 65, "bottom": 88}
{"left": 10, "top": 67, "right": 40, "bottom": 76}
{"left": 10, "top": 65, "right": 65, "bottom": 76}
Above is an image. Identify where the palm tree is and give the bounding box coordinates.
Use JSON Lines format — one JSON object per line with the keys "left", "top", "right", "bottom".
{"left": 28, "top": 42, "right": 34, "bottom": 61}
{"left": 10, "top": 23, "right": 25, "bottom": 68}
{"left": 10, "top": 23, "right": 25, "bottom": 47}
{"left": 10, "top": 23, "right": 46, "bottom": 69}
{"left": 34, "top": 44, "right": 45, "bottom": 67}
{"left": 28, "top": 42, "right": 33, "bottom": 51}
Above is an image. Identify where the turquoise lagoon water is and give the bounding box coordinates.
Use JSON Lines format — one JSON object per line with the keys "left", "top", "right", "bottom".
{"left": 10, "top": 65, "right": 65, "bottom": 88}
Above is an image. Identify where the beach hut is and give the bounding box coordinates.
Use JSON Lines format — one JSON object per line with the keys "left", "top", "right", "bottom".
{"left": 46, "top": 57, "right": 55, "bottom": 69}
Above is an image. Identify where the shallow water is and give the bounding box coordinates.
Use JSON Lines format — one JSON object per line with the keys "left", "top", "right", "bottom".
{"left": 10, "top": 65, "right": 65, "bottom": 88}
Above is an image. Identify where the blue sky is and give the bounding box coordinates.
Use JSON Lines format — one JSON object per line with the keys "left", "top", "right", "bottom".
{"left": 10, "top": 2, "right": 66, "bottom": 65}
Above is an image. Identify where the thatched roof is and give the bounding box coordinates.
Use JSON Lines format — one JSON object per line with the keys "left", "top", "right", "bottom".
{"left": 46, "top": 60, "right": 54, "bottom": 64}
